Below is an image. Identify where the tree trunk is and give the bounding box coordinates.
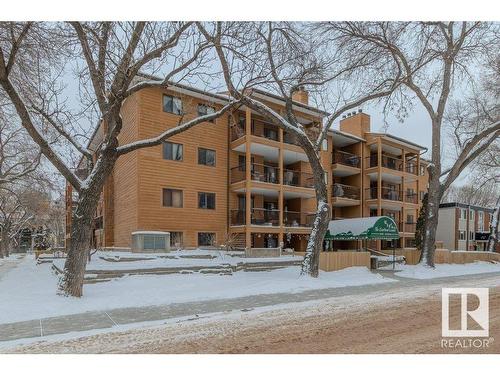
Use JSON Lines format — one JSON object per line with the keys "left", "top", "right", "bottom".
{"left": 57, "top": 190, "right": 97, "bottom": 297}
{"left": 300, "top": 145, "right": 330, "bottom": 277}
{"left": 58, "top": 146, "right": 118, "bottom": 297}
{"left": 487, "top": 197, "right": 499, "bottom": 252}
{"left": 0, "top": 226, "right": 11, "bottom": 258}
{"left": 419, "top": 165, "right": 442, "bottom": 267}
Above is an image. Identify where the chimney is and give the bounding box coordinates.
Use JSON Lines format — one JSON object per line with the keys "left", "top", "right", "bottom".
{"left": 339, "top": 109, "right": 371, "bottom": 138}
{"left": 292, "top": 86, "right": 309, "bottom": 105}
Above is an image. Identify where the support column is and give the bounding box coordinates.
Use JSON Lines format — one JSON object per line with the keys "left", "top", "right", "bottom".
{"left": 377, "top": 138, "right": 382, "bottom": 251}
{"left": 245, "top": 107, "right": 252, "bottom": 249}
{"left": 278, "top": 128, "right": 284, "bottom": 247}
{"left": 401, "top": 148, "right": 406, "bottom": 249}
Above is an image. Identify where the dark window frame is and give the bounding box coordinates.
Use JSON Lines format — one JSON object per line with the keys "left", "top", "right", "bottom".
{"left": 198, "top": 147, "right": 216, "bottom": 167}
{"left": 162, "top": 188, "right": 183, "bottom": 208}
{"left": 163, "top": 94, "right": 183, "bottom": 115}
{"left": 198, "top": 192, "right": 216, "bottom": 209}
{"left": 163, "top": 141, "right": 183, "bottom": 161}
{"left": 198, "top": 232, "right": 216, "bottom": 247}
{"left": 197, "top": 103, "right": 216, "bottom": 122}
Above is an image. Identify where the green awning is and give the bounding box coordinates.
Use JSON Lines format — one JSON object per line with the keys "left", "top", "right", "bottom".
{"left": 324, "top": 216, "right": 400, "bottom": 240}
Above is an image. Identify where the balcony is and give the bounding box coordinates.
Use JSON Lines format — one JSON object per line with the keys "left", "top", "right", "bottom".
{"left": 405, "top": 162, "right": 418, "bottom": 175}
{"left": 251, "top": 208, "right": 279, "bottom": 226}
{"left": 367, "top": 154, "right": 403, "bottom": 171}
{"left": 283, "top": 132, "right": 301, "bottom": 146}
{"left": 404, "top": 222, "right": 417, "bottom": 233}
{"left": 366, "top": 187, "right": 403, "bottom": 201}
{"left": 405, "top": 193, "right": 418, "bottom": 204}
{"left": 332, "top": 183, "right": 360, "bottom": 200}
{"left": 231, "top": 163, "right": 280, "bottom": 184}
{"left": 332, "top": 150, "right": 361, "bottom": 168}
{"left": 230, "top": 209, "right": 246, "bottom": 226}
{"left": 283, "top": 169, "right": 314, "bottom": 188}
{"left": 283, "top": 211, "right": 315, "bottom": 227}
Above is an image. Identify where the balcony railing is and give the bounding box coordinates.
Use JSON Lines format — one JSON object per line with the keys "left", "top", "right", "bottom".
{"left": 283, "top": 132, "right": 301, "bottom": 146}
{"left": 251, "top": 208, "right": 279, "bottom": 226}
{"left": 332, "top": 183, "right": 360, "bottom": 200}
{"left": 365, "top": 187, "right": 403, "bottom": 201}
{"left": 366, "top": 155, "right": 403, "bottom": 171}
{"left": 332, "top": 150, "right": 361, "bottom": 168}
{"left": 404, "top": 222, "right": 417, "bottom": 233}
{"left": 230, "top": 124, "right": 245, "bottom": 141}
{"left": 405, "top": 193, "right": 418, "bottom": 204}
{"left": 230, "top": 209, "right": 246, "bottom": 225}
{"left": 283, "top": 169, "right": 314, "bottom": 188}
{"left": 283, "top": 211, "right": 315, "bottom": 227}
{"left": 230, "top": 209, "right": 316, "bottom": 227}
{"left": 231, "top": 163, "right": 280, "bottom": 184}
{"left": 405, "top": 162, "right": 418, "bottom": 175}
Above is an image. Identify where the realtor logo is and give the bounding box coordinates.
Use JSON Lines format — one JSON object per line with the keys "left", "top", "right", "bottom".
{"left": 442, "top": 288, "right": 489, "bottom": 337}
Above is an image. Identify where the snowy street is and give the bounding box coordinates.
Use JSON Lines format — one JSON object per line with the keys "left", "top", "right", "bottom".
{"left": 1, "top": 252, "right": 500, "bottom": 352}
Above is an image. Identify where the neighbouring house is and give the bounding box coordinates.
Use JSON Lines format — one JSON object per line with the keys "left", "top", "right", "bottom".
{"left": 65, "top": 75, "right": 429, "bottom": 254}
{"left": 437, "top": 202, "right": 499, "bottom": 252}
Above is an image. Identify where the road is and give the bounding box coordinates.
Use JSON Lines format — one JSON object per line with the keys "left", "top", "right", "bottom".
{"left": 5, "top": 271, "right": 500, "bottom": 354}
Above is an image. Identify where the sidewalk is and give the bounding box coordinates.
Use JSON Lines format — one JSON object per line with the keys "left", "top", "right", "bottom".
{"left": 2, "top": 270, "right": 500, "bottom": 343}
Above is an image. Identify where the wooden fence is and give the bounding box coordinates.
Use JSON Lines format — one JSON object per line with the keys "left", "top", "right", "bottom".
{"left": 295, "top": 251, "right": 371, "bottom": 271}
{"left": 379, "top": 248, "right": 421, "bottom": 265}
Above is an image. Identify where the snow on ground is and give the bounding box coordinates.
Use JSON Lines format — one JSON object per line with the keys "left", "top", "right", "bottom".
{"left": 395, "top": 262, "right": 500, "bottom": 279}
{"left": 0, "top": 254, "right": 392, "bottom": 325}
{"left": 52, "top": 250, "right": 302, "bottom": 271}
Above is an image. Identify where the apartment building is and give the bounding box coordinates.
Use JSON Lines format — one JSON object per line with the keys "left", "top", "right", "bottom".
{"left": 65, "top": 80, "right": 429, "bottom": 253}
{"left": 437, "top": 202, "right": 498, "bottom": 251}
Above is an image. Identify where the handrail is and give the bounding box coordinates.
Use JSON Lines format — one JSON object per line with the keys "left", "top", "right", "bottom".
{"left": 333, "top": 150, "right": 361, "bottom": 168}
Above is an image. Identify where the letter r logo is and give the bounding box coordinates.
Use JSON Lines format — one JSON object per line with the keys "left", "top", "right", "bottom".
{"left": 442, "top": 288, "right": 489, "bottom": 337}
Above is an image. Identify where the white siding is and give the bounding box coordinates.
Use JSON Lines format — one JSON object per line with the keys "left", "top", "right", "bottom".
{"left": 437, "top": 207, "right": 456, "bottom": 250}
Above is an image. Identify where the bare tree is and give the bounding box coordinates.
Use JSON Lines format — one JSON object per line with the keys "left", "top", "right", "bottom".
{"left": 200, "top": 22, "right": 403, "bottom": 276}
{"left": 0, "top": 188, "right": 32, "bottom": 257}
{"left": 0, "top": 22, "right": 239, "bottom": 296}
{"left": 333, "top": 22, "right": 499, "bottom": 266}
{"left": 442, "top": 182, "right": 499, "bottom": 208}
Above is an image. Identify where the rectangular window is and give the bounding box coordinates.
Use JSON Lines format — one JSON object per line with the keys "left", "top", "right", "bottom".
{"left": 143, "top": 234, "right": 166, "bottom": 251}
{"left": 198, "top": 148, "right": 216, "bottom": 166}
{"left": 407, "top": 214, "right": 414, "bottom": 223}
{"left": 198, "top": 192, "right": 216, "bottom": 209}
{"left": 263, "top": 126, "right": 278, "bottom": 141}
{"left": 163, "top": 188, "right": 183, "bottom": 208}
{"left": 163, "top": 142, "right": 183, "bottom": 161}
{"left": 420, "top": 165, "right": 426, "bottom": 176}
{"left": 321, "top": 139, "right": 328, "bottom": 151}
{"left": 470, "top": 210, "right": 475, "bottom": 220}
{"left": 461, "top": 209, "right": 467, "bottom": 220}
{"left": 419, "top": 191, "right": 425, "bottom": 201}
{"left": 169, "top": 232, "right": 184, "bottom": 248}
{"left": 197, "top": 104, "right": 216, "bottom": 121}
{"left": 459, "top": 231, "right": 466, "bottom": 241}
{"left": 163, "top": 95, "right": 183, "bottom": 115}
{"left": 198, "top": 232, "right": 215, "bottom": 247}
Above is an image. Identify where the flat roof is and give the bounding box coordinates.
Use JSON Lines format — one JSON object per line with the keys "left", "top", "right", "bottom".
{"left": 366, "top": 132, "right": 428, "bottom": 151}
{"left": 439, "top": 202, "right": 495, "bottom": 213}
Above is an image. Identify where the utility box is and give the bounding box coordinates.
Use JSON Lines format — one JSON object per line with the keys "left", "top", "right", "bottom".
{"left": 131, "top": 231, "right": 170, "bottom": 253}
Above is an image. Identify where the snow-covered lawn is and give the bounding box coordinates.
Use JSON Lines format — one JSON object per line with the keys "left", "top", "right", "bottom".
{"left": 52, "top": 249, "right": 302, "bottom": 271}
{"left": 0, "top": 254, "right": 393, "bottom": 325}
{"left": 395, "top": 262, "right": 500, "bottom": 279}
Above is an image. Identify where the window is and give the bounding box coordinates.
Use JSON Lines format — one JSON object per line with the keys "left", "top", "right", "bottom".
{"left": 197, "top": 104, "right": 216, "bottom": 121}
{"left": 461, "top": 209, "right": 467, "bottom": 220}
{"left": 324, "top": 171, "right": 328, "bottom": 185}
{"left": 478, "top": 211, "right": 484, "bottom": 231}
{"left": 470, "top": 231, "right": 474, "bottom": 240}
{"left": 470, "top": 210, "right": 475, "bottom": 220}
{"left": 407, "top": 214, "right": 414, "bottom": 223}
{"left": 163, "top": 95, "right": 183, "bottom": 115}
{"left": 163, "top": 142, "right": 183, "bottom": 161}
{"left": 419, "top": 191, "right": 425, "bottom": 201}
{"left": 459, "top": 231, "right": 466, "bottom": 241}
{"left": 163, "top": 188, "right": 183, "bottom": 208}
{"left": 198, "top": 192, "right": 216, "bottom": 209}
{"left": 198, "top": 148, "right": 216, "bottom": 166}
{"left": 263, "top": 126, "right": 278, "bottom": 141}
{"left": 169, "top": 232, "right": 184, "bottom": 248}
{"left": 198, "top": 232, "right": 215, "bottom": 247}
{"left": 143, "top": 234, "right": 166, "bottom": 251}
{"left": 420, "top": 165, "right": 426, "bottom": 176}
{"left": 322, "top": 139, "right": 328, "bottom": 151}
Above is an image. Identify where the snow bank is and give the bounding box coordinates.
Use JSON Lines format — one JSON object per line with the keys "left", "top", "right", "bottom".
{"left": 396, "top": 262, "right": 500, "bottom": 279}
{"left": 0, "top": 255, "right": 393, "bottom": 324}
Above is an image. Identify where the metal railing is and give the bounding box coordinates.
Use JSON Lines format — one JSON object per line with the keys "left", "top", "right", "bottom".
{"left": 230, "top": 163, "right": 280, "bottom": 184}
{"left": 332, "top": 183, "right": 360, "bottom": 200}
{"left": 405, "top": 193, "right": 418, "bottom": 204}
{"left": 230, "top": 124, "right": 245, "bottom": 141}
{"left": 230, "top": 209, "right": 246, "bottom": 225}
{"left": 366, "top": 154, "right": 403, "bottom": 171}
{"left": 404, "top": 222, "right": 416, "bottom": 233}
{"left": 405, "top": 162, "right": 418, "bottom": 175}
{"left": 251, "top": 208, "right": 280, "bottom": 226}
{"left": 283, "top": 211, "right": 315, "bottom": 227}
{"left": 283, "top": 169, "right": 314, "bottom": 188}
{"left": 283, "top": 131, "right": 301, "bottom": 146}
{"left": 332, "top": 150, "right": 361, "bottom": 168}
{"left": 365, "top": 187, "right": 403, "bottom": 201}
